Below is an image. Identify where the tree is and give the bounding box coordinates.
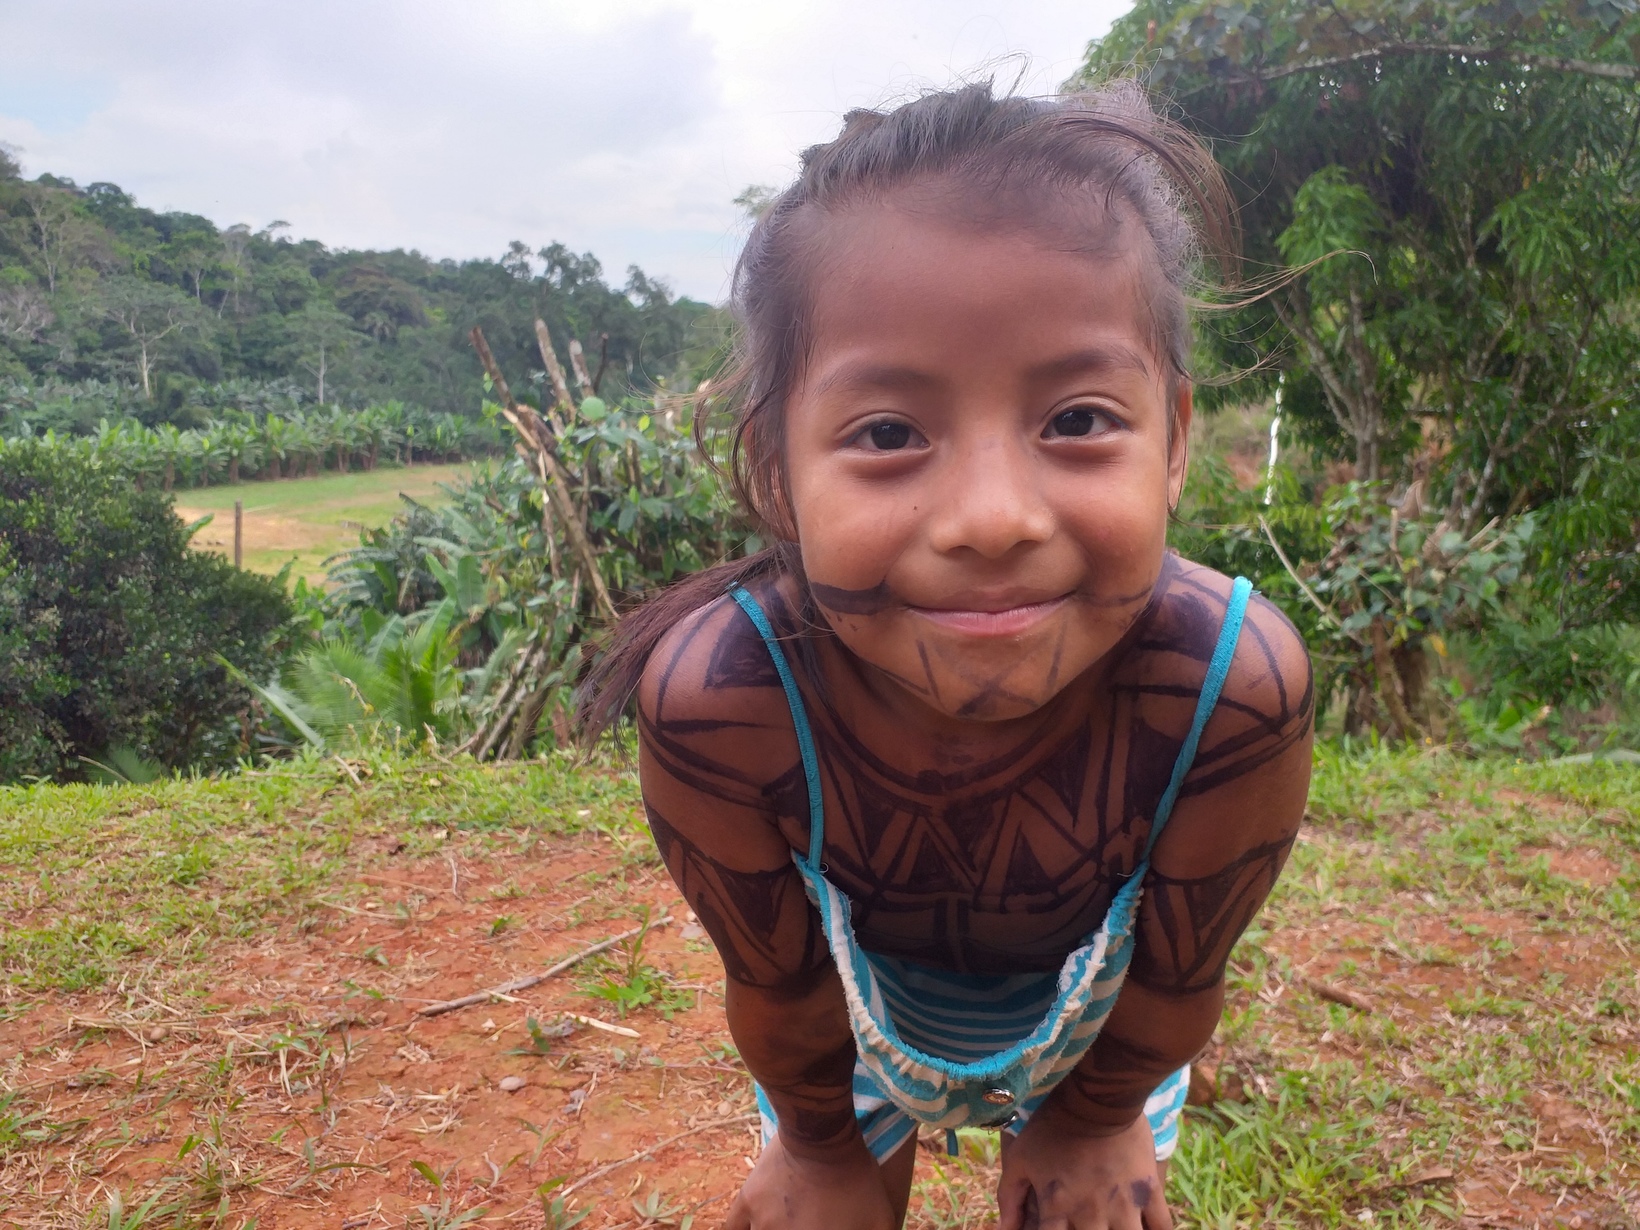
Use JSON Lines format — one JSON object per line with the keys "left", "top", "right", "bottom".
{"left": 1073, "top": 0, "right": 1640, "bottom": 731}
{"left": 290, "top": 302, "right": 355, "bottom": 405}
{"left": 1076, "top": 0, "right": 1640, "bottom": 565}
{"left": 0, "top": 280, "right": 53, "bottom": 343}
{"left": 161, "top": 227, "right": 224, "bottom": 302}
{"left": 1, "top": 182, "right": 106, "bottom": 294}
{"left": 98, "top": 276, "right": 208, "bottom": 398}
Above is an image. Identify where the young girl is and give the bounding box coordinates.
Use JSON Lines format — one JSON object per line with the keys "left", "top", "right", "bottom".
{"left": 581, "top": 82, "right": 1314, "bottom": 1230}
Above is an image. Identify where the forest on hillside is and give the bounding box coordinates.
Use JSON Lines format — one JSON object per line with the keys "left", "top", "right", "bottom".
{"left": 0, "top": 146, "right": 722, "bottom": 431}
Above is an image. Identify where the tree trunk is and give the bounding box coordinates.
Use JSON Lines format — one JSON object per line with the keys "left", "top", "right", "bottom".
{"left": 1370, "top": 618, "right": 1420, "bottom": 740}
{"left": 228, "top": 458, "right": 240, "bottom": 484}
{"left": 1393, "top": 640, "right": 1433, "bottom": 732}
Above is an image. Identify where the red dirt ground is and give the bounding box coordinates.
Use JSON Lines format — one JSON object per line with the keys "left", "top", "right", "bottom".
{"left": 2, "top": 831, "right": 773, "bottom": 1227}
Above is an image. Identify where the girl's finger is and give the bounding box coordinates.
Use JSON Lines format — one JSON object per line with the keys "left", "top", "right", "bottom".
{"left": 995, "top": 1176, "right": 1029, "bottom": 1230}
{"left": 723, "top": 1191, "right": 752, "bottom": 1230}
{"left": 1142, "top": 1192, "right": 1176, "bottom": 1230}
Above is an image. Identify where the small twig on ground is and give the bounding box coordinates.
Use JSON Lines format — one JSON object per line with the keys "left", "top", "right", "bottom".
{"left": 561, "top": 1013, "right": 639, "bottom": 1039}
{"left": 415, "top": 918, "right": 671, "bottom": 1017}
{"left": 333, "top": 755, "right": 363, "bottom": 787}
{"left": 559, "top": 1113, "right": 758, "bottom": 1199}
{"left": 354, "top": 872, "right": 448, "bottom": 896}
{"left": 1305, "top": 976, "right": 1375, "bottom": 1012}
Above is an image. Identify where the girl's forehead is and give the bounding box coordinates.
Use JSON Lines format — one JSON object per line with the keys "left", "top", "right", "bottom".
{"left": 801, "top": 205, "right": 1161, "bottom": 364}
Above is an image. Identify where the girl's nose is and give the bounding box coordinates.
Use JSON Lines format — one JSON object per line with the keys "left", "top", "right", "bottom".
{"left": 924, "top": 431, "right": 1054, "bottom": 560}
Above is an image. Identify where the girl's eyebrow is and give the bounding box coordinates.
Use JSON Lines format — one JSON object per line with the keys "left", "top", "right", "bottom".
{"left": 813, "top": 345, "right": 1152, "bottom": 399}
{"left": 811, "top": 363, "right": 942, "bottom": 398}
{"left": 1026, "top": 345, "right": 1152, "bottom": 382}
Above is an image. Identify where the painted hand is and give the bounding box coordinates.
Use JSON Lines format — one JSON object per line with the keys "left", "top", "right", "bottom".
{"left": 725, "top": 1131, "right": 899, "bottom": 1230}
{"left": 997, "top": 1107, "right": 1172, "bottom": 1230}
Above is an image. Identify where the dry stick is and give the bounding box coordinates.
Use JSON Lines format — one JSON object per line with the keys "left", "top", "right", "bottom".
{"left": 568, "top": 337, "right": 594, "bottom": 392}
{"left": 415, "top": 918, "right": 671, "bottom": 1017}
{"left": 559, "top": 1112, "right": 759, "bottom": 1200}
{"left": 534, "top": 318, "right": 576, "bottom": 426}
{"left": 470, "top": 326, "right": 617, "bottom": 622}
{"left": 470, "top": 633, "right": 551, "bottom": 760}
{"left": 590, "top": 332, "right": 610, "bottom": 396}
{"left": 1305, "top": 977, "right": 1375, "bottom": 1013}
{"left": 1257, "top": 515, "right": 1361, "bottom": 644}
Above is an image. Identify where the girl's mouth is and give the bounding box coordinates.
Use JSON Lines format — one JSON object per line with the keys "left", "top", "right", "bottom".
{"left": 908, "top": 595, "right": 1068, "bottom": 638}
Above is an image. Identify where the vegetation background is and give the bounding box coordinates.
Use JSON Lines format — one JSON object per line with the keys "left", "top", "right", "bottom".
{"left": 0, "top": 1, "right": 1638, "bottom": 1225}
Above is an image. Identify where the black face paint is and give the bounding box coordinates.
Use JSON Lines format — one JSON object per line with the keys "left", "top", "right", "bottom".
{"left": 809, "top": 579, "right": 897, "bottom": 615}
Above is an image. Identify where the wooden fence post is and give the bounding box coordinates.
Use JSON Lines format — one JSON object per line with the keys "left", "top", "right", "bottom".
{"left": 234, "top": 500, "right": 243, "bottom": 570}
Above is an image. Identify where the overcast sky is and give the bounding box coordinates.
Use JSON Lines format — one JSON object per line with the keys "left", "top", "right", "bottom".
{"left": 0, "top": 0, "right": 1130, "bottom": 302}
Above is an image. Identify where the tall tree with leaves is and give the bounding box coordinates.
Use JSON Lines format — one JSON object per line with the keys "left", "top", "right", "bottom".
{"left": 1075, "top": 0, "right": 1640, "bottom": 614}
{"left": 97, "top": 276, "right": 209, "bottom": 399}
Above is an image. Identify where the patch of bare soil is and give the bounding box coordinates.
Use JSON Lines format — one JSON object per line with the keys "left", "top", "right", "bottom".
{"left": 1, "top": 834, "right": 763, "bottom": 1228}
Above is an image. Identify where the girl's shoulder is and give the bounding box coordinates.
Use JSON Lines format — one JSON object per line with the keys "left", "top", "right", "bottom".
{"left": 1131, "top": 555, "right": 1315, "bottom": 794}
{"left": 634, "top": 578, "right": 806, "bottom": 786}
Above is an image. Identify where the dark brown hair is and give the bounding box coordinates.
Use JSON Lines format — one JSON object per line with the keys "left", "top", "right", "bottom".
{"left": 576, "top": 80, "right": 1239, "bottom": 738}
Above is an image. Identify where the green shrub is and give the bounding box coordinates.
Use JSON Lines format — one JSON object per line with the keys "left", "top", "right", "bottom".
{"left": 0, "top": 440, "right": 291, "bottom": 781}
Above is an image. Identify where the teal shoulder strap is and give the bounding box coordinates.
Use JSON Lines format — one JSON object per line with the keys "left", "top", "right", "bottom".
{"left": 728, "top": 584, "right": 827, "bottom": 867}
{"left": 1142, "top": 576, "right": 1253, "bottom": 860}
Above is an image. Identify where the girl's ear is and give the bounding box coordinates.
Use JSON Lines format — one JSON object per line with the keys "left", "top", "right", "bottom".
{"left": 1167, "top": 383, "right": 1193, "bottom": 511}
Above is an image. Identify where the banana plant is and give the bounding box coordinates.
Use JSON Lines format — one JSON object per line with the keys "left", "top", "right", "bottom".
{"left": 245, "top": 597, "right": 467, "bottom": 752}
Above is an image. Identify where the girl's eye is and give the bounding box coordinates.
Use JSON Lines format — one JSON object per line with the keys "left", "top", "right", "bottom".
{"left": 1045, "top": 407, "right": 1114, "bottom": 439}
{"left": 865, "top": 421, "right": 913, "bottom": 450}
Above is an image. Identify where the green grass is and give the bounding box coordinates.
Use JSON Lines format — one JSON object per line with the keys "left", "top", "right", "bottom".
{"left": 170, "top": 463, "right": 473, "bottom": 582}
{"left": 0, "top": 748, "right": 642, "bottom": 995}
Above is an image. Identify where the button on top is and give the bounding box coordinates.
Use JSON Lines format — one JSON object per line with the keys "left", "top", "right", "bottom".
{"left": 981, "top": 1087, "right": 1015, "bottom": 1106}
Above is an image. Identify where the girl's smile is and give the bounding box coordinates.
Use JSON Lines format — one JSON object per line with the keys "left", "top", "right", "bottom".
{"left": 908, "top": 593, "right": 1069, "bottom": 638}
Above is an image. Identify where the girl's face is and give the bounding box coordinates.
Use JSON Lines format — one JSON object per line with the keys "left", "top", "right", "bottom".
{"left": 784, "top": 204, "right": 1191, "bottom": 724}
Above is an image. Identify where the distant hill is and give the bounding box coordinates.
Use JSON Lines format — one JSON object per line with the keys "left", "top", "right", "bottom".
{"left": 0, "top": 147, "right": 724, "bottom": 426}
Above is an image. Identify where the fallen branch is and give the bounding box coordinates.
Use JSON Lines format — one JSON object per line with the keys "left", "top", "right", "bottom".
{"left": 1305, "top": 977, "right": 1375, "bottom": 1012}
{"left": 559, "top": 1112, "right": 759, "bottom": 1199}
{"left": 415, "top": 918, "right": 671, "bottom": 1017}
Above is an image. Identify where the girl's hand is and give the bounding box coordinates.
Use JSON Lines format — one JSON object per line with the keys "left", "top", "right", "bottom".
{"left": 725, "top": 1132, "right": 900, "bottom": 1230}
{"left": 997, "top": 1106, "right": 1172, "bottom": 1230}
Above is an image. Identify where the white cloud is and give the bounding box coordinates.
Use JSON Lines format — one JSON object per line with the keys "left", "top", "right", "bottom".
{"left": 0, "top": 0, "right": 1129, "bottom": 300}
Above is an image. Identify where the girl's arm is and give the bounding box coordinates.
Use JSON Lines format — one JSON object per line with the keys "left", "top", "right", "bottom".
{"left": 1047, "top": 589, "right": 1316, "bottom": 1132}
{"left": 635, "top": 598, "right": 863, "bottom": 1158}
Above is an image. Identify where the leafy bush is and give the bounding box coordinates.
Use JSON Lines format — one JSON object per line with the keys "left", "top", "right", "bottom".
{"left": 1174, "top": 461, "right": 1533, "bottom": 741}
{"left": 0, "top": 440, "right": 291, "bottom": 781}
{"left": 261, "top": 391, "right": 747, "bottom": 757}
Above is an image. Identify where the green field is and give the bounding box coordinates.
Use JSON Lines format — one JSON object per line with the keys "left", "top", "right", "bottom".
{"left": 172, "top": 463, "right": 474, "bottom": 584}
